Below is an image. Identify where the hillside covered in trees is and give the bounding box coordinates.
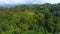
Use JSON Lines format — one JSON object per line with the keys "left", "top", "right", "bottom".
{"left": 0, "top": 3, "right": 60, "bottom": 34}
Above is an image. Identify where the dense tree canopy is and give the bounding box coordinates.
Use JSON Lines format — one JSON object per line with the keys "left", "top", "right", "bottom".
{"left": 0, "top": 3, "right": 60, "bottom": 34}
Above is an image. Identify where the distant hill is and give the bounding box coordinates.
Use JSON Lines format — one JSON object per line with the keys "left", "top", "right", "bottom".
{"left": 0, "top": 4, "right": 20, "bottom": 8}
{"left": 0, "top": 4, "right": 40, "bottom": 8}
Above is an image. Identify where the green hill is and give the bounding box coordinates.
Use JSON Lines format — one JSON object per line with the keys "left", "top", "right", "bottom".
{"left": 0, "top": 3, "right": 60, "bottom": 34}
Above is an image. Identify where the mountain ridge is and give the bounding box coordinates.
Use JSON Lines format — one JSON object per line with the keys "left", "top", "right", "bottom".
{"left": 0, "top": 4, "right": 40, "bottom": 8}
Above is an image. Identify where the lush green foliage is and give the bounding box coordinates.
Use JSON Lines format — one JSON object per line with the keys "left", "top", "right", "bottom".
{"left": 0, "top": 3, "right": 60, "bottom": 34}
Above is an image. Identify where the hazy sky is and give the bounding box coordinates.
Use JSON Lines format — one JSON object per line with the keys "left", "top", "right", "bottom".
{"left": 0, "top": 0, "right": 60, "bottom": 5}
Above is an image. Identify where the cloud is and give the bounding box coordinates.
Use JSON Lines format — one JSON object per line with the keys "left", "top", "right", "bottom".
{"left": 0, "top": 0, "right": 25, "bottom": 4}
{"left": 42, "top": 0, "right": 60, "bottom": 4}
{"left": 0, "top": 0, "right": 45, "bottom": 4}
{"left": 0, "top": 0, "right": 60, "bottom": 5}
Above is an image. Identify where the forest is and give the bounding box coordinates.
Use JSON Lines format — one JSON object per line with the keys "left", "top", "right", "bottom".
{"left": 0, "top": 3, "right": 60, "bottom": 34}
